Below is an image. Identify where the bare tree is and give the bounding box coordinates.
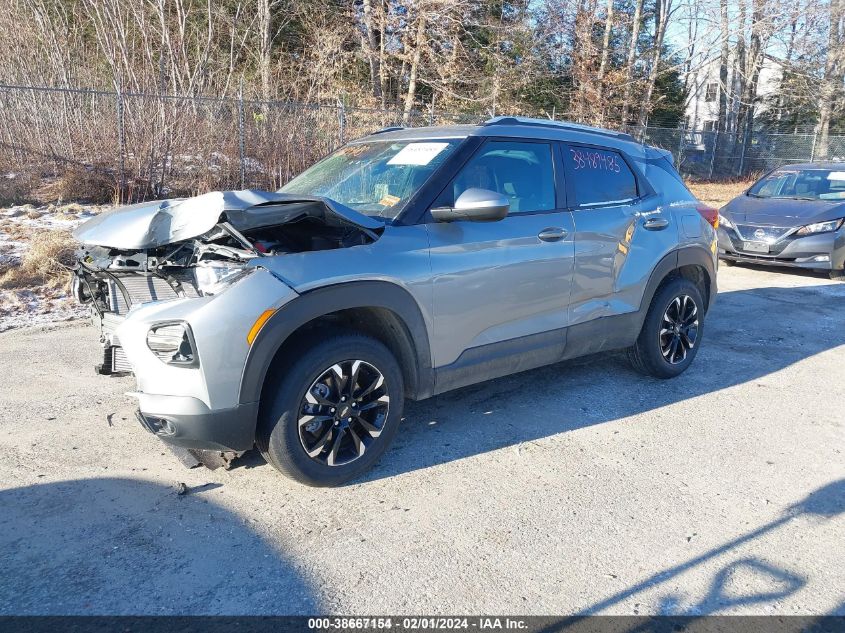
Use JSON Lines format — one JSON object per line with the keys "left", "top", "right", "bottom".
{"left": 620, "top": 0, "right": 645, "bottom": 125}
{"left": 402, "top": 4, "right": 428, "bottom": 124}
{"left": 360, "top": 0, "right": 384, "bottom": 100}
{"left": 636, "top": 0, "right": 674, "bottom": 128}
{"left": 595, "top": 0, "right": 616, "bottom": 122}
{"left": 815, "top": 0, "right": 845, "bottom": 158}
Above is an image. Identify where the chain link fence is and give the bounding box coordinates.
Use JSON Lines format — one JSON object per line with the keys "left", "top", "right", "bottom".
{"left": 642, "top": 126, "right": 845, "bottom": 180}
{"left": 1, "top": 83, "right": 842, "bottom": 204}
{"left": 0, "top": 84, "right": 488, "bottom": 203}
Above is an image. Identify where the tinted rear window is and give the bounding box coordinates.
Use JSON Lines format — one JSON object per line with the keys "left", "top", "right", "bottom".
{"left": 566, "top": 146, "right": 638, "bottom": 206}
{"left": 643, "top": 157, "right": 695, "bottom": 202}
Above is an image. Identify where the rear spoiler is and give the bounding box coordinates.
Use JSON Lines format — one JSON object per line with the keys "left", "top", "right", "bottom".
{"left": 645, "top": 146, "right": 674, "bottom": 163}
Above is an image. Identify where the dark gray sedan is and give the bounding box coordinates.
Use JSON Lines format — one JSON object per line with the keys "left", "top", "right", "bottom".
{"left": 718, "top": 163, "right": 845, "bottom": 279}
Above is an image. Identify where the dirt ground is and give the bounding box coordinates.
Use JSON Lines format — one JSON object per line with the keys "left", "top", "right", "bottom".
{"left": 0, "top": 264, "right": 843, "bottom": 615}
{"left": 688, "top": 181, "right": 754, "bottom": 209}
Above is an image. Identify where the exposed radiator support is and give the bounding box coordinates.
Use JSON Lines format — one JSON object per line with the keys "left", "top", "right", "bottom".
{"left": 107, "top": 275, "right": 199, "bottom": 315}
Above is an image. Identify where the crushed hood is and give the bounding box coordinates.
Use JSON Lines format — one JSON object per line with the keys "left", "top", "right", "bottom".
{"left": 73, "top": 190, "right": 383, "bottom": 249}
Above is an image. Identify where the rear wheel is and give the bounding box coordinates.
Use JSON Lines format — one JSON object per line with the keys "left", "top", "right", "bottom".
{"left": 628, "top": 277, "right": 705, "bottom": 379}
{"left": 257, "top": 332, "right": 404, "bottom": 486}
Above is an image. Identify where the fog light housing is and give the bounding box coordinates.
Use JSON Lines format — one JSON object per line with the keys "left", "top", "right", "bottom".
{"left": 136, "top": 411, "right": 175, "bottom": 435}
{"left": 146, "top": 321, "right": 198, "bottom": 367}
{"left": 812, "top": 255, "right": 830, "bottom": 262}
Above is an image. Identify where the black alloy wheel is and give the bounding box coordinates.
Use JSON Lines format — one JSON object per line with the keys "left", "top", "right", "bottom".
{"left": 628, "top": 276, "right": 706, "bottom": 379}
{"left": 659, "top": 295, "right": 700, "bottom": 365}
{"left": 298, "top": 360, "right": 390, "bottom": 467}
{"left": 257, "top": 331, "right": 404, "bottom": 486}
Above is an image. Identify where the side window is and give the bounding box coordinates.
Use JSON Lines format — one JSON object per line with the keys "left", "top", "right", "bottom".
{"left": 450, "top": 141, "right": 556, "bottom": 213}
{"left": 566, "top": 145, "right": 638, "bottom": 207}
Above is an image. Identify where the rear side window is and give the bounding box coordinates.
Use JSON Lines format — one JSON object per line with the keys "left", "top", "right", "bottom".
{"left": 644, "top": 157, "right": 695, "bottom": 202}
{"left": 565, "top": 145, "right": 638, "bottom": 207}
{"left": 450, "top": 140, "right": 556, "bottom": 213}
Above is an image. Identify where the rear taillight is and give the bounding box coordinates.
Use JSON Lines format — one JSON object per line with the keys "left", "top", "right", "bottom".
{"left": 696, "top": 204, "right": 719, "bottom": 229}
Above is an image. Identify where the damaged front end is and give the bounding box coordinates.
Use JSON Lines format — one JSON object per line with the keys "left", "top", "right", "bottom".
{"left": 72, "top": 190, "right": 383, "bottom": 375}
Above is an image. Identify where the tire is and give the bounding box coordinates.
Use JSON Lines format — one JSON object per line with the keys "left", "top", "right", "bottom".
{"left": 829, "top": 269, "right": 845, "bottom": 281}
{"left": 256, "top": 331, "right": 404, "bottom": 486}
{"left": 719, "top": 257, "right": 736, "bottom": 267}
{"left": 627, "top": 277, "right": 705, "bottom": 379}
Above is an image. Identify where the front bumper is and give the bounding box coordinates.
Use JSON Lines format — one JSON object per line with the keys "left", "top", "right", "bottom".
{"left": 717, "top": 226, "right": 845, "bottom": 270}
{"left": 136, "top": 395, "right": 259, "bottom": 452}
{"left": 114, "top": 267, "right": 298, "bottom": 452}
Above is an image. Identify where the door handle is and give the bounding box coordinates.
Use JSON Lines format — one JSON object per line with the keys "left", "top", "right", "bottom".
{"left": 538, "top": 227, "right": 568, "bottom": 242}
{"left": 643, "top": 217, "right": 669, "bottom": 231}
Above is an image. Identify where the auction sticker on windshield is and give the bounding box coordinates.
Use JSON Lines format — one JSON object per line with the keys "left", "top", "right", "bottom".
{"left": 388, "top": 142, "right": 450, "bottom": 166}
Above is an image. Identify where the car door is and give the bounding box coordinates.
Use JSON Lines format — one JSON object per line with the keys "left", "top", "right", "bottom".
{"left": 424, "top": 138, "right": 576, "bottom": 386}
{"left": 562, "top": 143, "right": 679, "bottom": 334}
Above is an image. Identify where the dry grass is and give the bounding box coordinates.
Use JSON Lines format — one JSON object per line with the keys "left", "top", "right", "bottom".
{"left": 688, "top": 180, "right": 754, "bottom": 209}
{"left": 0, "top": 229, "right": 76, "bottom": 290}
{"left": 59, "top": 167, "right": 115, "bottom": 205}
{"left": 0, "top": 222, "right": 30, "bottom": 242}
{"left": 0, "top": 171, "right": 39, "bottom": 205}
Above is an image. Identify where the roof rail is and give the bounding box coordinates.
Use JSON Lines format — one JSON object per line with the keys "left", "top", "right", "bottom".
{"left": 483, "top": 116, "right": 635, "bottom": 142}
{"left": 370, "top": 126, "right": 405, "bottom": 135}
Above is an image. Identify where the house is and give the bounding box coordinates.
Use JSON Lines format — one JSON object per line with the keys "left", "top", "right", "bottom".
{"left": 684, "top": 53, "right": 784, "bottom": 134}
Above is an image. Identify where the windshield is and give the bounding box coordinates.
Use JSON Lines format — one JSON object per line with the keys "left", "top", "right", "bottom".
{"left": 279, "top": 139, "right": 461, "bottom": 219}
{"left": 748, "top": 168, "right": 845, "bottom": 201}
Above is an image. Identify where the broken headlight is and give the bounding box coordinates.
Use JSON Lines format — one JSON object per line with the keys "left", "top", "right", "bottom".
{"left": 146, "top": 321, "right": 198, "bottom": 367}
{"left": 193, "top": 261, "right": 252, "bottom": 296}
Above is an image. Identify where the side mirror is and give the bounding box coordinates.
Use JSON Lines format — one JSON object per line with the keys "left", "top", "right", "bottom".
{"left": 431, "top": 188, "right": 510, "bottom": 222}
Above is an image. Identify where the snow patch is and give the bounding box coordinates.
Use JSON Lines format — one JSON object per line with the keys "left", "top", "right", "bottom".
{"left": 0, "top": 203, "right": 107, "bottom": 332}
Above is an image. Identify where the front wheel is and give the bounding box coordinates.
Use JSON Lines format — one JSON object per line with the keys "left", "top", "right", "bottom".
{"left": 257, "top": 332, "right": 404, "bottom": 486}
{"left": 628, "top": 277, "right": 705, "bottom": 379}
{"left": 829, "top": 269, "right": 845, "bottom": 281}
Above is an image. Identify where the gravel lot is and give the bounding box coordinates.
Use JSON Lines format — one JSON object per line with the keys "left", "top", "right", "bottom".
{"left": 0, "top": 265, "right": 843, "bottom": 616}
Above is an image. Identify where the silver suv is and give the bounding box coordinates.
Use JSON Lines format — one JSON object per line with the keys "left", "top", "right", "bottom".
{"left": 73, "top": 117, "right": 718, "bottom": 486}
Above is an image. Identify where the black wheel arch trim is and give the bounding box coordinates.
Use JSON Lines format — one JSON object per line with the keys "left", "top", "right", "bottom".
{"left": 238, "top": 280, "right": 434, "bottom": 408}
{"left": 641, "top": 246, "right": 717, "bottom": 316}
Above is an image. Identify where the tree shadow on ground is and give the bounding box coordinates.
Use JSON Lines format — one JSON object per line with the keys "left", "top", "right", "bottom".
{"left": 537, "top": 478, "right": 845, "bottom": 625}
{"left": 0, "top": 478, "right": 317, "bottom": 614}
